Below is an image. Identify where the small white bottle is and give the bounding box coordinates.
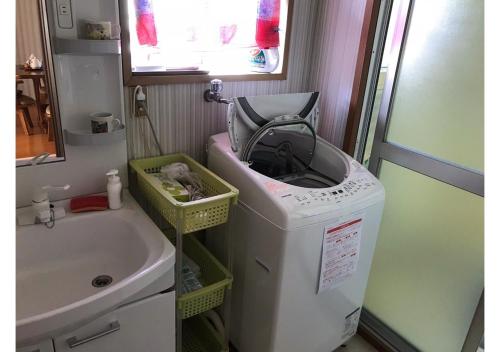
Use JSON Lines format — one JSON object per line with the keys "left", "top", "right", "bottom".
{"left": 106, "top": 169, "right": 122, "bottom": 209}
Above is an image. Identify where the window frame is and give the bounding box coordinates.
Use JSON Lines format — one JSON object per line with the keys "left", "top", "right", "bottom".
{"left": 118, "top": 0, "right": 294, "bottom": 86}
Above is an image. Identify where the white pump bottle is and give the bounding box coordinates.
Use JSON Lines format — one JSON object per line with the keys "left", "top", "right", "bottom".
{"left": 106, "top": 169, "right": 122, "bottom": 209}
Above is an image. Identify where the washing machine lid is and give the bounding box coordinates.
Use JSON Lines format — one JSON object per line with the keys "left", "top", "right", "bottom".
{"left": 227, "top": 92, "right": 320, "bottom": 156}
{"left": 241, "top": 116, "right": 317, "bottom": 178}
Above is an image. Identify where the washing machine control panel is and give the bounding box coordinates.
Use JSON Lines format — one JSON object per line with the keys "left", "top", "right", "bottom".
{"left": 280, "top": 177, "right": 378, "bottom": 207}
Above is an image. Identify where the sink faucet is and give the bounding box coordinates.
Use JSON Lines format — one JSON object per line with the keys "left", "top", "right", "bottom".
{"left": 32, "top": 184, "right": 71, "bottom": 228}
{"left": 16, "top": 153, "right": 71, "bottom": 228}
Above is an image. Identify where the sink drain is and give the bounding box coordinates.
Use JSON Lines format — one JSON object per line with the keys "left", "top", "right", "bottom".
{"left": 92, "top": 275, "right": 113, "bottom": 288}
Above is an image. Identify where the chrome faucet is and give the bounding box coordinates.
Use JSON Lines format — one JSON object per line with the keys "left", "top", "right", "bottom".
{"left": 203, "top": 79, "right": 230, "bottom": 104}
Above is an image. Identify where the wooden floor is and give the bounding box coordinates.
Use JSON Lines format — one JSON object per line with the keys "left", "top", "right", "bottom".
{"left": 16, "top": 123, "right": 56, "bottom": 159}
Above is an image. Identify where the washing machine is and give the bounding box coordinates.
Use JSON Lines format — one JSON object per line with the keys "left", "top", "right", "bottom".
{"left": 206, "top": 92, "right": 385, "bottom": 352}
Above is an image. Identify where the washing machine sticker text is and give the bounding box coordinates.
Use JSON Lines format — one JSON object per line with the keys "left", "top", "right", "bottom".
{"left": 318, "top": 214, "right": 365, "bottom": 293}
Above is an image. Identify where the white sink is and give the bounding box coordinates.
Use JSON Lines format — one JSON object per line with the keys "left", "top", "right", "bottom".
{"left": 16, "top": 190, "right": 175, "bottom": 345}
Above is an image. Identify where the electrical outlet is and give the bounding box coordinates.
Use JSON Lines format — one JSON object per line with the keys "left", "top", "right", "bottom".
{"left": 131, "top": 87, "right": 148, "bottom": 118}
{"left": 56, "top": 0, "right": 73, "bottom": 29}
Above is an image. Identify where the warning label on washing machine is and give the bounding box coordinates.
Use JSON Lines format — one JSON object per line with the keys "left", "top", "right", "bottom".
{"left": 318, "top": 215, "right": 364, "bottom": 293}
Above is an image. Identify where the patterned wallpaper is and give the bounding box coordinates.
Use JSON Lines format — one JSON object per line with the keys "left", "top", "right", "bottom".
{"left": 125, "top": 0, "right": 368, "bottom": 162}
{"left": 308, "top": 0, "right": 368, "bottom": 148}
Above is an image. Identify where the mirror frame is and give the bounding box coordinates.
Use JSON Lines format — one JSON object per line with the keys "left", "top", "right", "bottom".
{"left": 16, "top": 0, "right": 65, "bottom": 167}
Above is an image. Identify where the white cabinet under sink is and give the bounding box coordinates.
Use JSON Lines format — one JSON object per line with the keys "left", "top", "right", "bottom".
{"left": 17, "top": 287, "right": 175, "bottom": 352}
{"left": 17, "top": 340, "right": 54, "bottom": 352}
{"left": 53, "top": 291, "right": 175, "bottom": 352}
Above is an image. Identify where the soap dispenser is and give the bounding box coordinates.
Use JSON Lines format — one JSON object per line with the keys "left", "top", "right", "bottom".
{"left": 106, "top": 169, "right": 122, "bottom": 209}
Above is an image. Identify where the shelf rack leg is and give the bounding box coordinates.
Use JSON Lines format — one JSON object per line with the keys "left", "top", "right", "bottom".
{"left": 175, "top": 223, "right": 183, "bottom": 352}
{"left": 222, "top": 206, "right": 234, "bottom": 350}
{"left": 222, "top": 288, "right": 232, "bottom": 350}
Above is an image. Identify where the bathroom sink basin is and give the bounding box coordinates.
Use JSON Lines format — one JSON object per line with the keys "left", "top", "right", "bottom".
{"left": 16, "top": 190, "right": 175, "bottom": 345}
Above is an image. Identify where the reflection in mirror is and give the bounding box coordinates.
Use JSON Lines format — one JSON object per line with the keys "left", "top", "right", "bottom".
{"left": 16, "top": 0, "right": 64, "bottom": 165}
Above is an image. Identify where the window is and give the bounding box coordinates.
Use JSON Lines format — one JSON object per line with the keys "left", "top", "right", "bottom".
{"left": 120, "top": 0, "right": 293, "bottom": 84}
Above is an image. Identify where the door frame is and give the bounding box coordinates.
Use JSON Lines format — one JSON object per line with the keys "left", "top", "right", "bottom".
{"left": 366, "top": 0, "right": 483, "bottom": 197}
{"left": 356, "top": 0, "right": 484, "bottom": 350}
{"left": 342, "top": 0, "right": 382, "bottom": 155}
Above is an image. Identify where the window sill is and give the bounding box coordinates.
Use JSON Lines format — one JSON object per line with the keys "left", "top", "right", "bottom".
{"left": 123, "top": 70, "right": 288, "bottom": 86}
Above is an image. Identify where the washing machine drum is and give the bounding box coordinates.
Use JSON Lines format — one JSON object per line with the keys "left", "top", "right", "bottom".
{"left": 228, "top": 92, "right": 337, "bottom": 188}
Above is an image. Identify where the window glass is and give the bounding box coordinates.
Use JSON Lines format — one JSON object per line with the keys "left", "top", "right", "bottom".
{"left": 364, "top": 160, "right": 484, "bottom": 352}
{"left": 126, "top": 0, "right": 289, "bottom": 75}
{"left": 386, "top": 0, "right": 484, "bottom": 171}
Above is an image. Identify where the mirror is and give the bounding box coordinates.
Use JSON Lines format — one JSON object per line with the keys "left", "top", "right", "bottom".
{"left": 16, "top": 0, "right": 64, "bottom": 165}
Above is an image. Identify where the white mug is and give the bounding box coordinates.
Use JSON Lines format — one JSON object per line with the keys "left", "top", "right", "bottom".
{"left": 89, "top": 112, "right": 121, "bottom": 133}
{"left": 84, "top": 20, "right": 120, "bottom": 40}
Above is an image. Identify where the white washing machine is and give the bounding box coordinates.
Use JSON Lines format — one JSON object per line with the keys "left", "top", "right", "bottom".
{"left": 206, "top": 92, "right": 385, "bottom": 352}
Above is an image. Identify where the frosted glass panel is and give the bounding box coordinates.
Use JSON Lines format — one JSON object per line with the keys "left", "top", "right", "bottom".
{"left": 364, "top": 161, "right": 484, "bottom": 352}
{"left": 386, "top": 0, "right": 484, "bottom": 171}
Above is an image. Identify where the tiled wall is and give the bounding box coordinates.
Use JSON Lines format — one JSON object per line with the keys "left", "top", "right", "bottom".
{"left": 125, "top": 0, "right": 368, "bottom": 162}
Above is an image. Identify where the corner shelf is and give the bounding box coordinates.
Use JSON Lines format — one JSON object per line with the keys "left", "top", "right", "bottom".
{"left": 64, "top": 126, "right": 125, "bottom": 146}
{"left": 54, "top": 38, "right": 121, "bottom": 55}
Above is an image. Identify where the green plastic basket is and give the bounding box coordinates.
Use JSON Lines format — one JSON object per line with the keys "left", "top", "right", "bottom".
{"left": 183, "top": 315, "right": 227, "bottom": 352}
{"left": 177, "top": 234, "right": 233, "bottom": 320}
{"left": 129, "top": 154, "right": 238, "bottom": 234}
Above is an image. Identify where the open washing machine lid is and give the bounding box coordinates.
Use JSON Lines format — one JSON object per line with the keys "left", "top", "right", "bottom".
{"left": 227, "top": 92, "right": 320, "bottom": 156}
{"left": 227, "top": 92, "right": 338, "bottom": 188}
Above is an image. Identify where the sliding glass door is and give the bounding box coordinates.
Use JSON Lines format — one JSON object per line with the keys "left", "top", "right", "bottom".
{"left": 358, "top": 1, "right": 484, "bottom": 351}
